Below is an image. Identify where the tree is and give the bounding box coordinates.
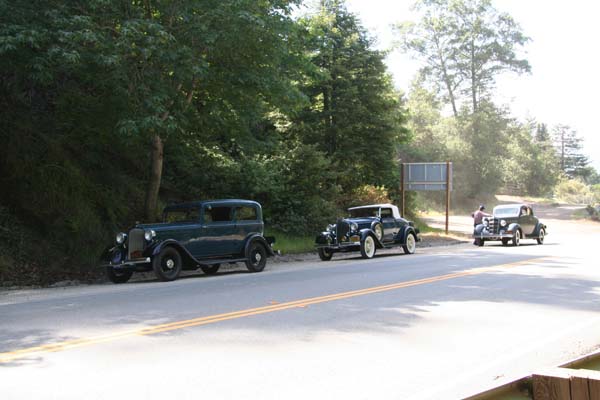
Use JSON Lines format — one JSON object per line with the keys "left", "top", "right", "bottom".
{"left": 552, "top": 125, "right": 590, "bottom": 179}
{"left": 296, "top": 0, "right": 409, "bottom": 191}
{"left": 395, "top": 0, "right": 530, "bottom": 115}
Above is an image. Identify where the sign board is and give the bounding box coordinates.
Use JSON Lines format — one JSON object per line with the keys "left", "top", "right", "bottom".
{"left": 403, "top": 162, "right": 452, "bottom": 191}
{"left": 400, "top": 162, "right": 452, "bottom": 234}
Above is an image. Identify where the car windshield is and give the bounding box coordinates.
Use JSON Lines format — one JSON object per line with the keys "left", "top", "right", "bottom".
{"left": 349, "top": 208, "right": 379, "bottom": 218}
{"left": 163, "top": 207, "right": 200, "bottom": 223}
{"left": 493, "top": 206, "right": 520, "bottom": 217}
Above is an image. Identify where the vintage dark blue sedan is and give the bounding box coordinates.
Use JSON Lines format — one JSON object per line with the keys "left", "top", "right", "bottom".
{"left": 102, "top": 200, "right": 274, "bottom": 283}
{"left": 315, "top": 204, "right": 421, "bottom": 261}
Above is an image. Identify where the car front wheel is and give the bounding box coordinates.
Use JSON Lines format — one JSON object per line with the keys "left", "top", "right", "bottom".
{"left": 245, "top": 242, "right": 267, "bottom": 272}
{"left": 360, "top": 235, "right": 376, "bottom": 259}
{"left": 152, "top": 247, "right": 182, "bottom": 281}
{"left": 403, "top": 232, "right": 417, "bottom": 254}
{"left": 512, "top": 230, "right": 521, "bottom": 246}
{"left": 318, "top": 248, "right": 334, "bottom": 261}
{"left": 536, "top": 229, "right": 545, "bottom": 244}
{"left": 106, "top": 267, "right": 133, "bottom": 284}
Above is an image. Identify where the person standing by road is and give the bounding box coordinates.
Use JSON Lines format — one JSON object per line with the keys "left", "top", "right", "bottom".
{"left": 472, "top": 205, "right": 491, "bottom": 227}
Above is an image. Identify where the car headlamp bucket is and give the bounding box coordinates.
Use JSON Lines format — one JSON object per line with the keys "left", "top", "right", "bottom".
{"left": 350, "top": 223, "right": 358, "bottom": 232}
{"left": 144, "top": 230, "right": 156, "bottom": 241}
{"left": 500, "top": 219, "right": 507, "bottom": 227}
{"left": 327, "top": 224, "right": 335, "bottom": 232}
{"left": 483, "top": 219, "right": 489, "bottom": 227}
{"left": 116, "top": 232, "right": 127, "bottom": 244}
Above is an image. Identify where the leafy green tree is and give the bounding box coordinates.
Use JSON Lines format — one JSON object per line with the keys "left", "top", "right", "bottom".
{"left": 296, "top": 0, "right": 409, "bottom": 192}
{"left": 396, "top": 0, "right": 530, "bottom": 115}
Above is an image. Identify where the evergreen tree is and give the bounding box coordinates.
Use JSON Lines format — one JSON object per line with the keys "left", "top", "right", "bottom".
{"left": 552, "top": 125, "right": 590, "bottom": 179}
{"left": 296, "top": 0, "right": 409, "bottom": 191}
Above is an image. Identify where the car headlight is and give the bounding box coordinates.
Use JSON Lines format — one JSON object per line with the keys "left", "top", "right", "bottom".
{"left": 500, "top": 219, "right": 507, "bottom": 227}
{"left": 350, "top": 222, "right": 358, "bottom": 232}
{"left": 326, "top": 224, "right": 335, "bottom": 232}
{"left": 144, "top": 230, "right": 156, "bottom": 241}
{"left": 116, "top": 232, "right": 127, "bottom": 244}
{"left": 483, "top": 219, "right": 489, "bottom": 227}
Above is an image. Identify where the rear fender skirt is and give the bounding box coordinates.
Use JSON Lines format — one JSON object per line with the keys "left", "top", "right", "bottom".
{"left": 243, "top": 234, "right": 275, "bottom": 257}
{"left": 359, "top": 229, "right": 384, "bottom": 248}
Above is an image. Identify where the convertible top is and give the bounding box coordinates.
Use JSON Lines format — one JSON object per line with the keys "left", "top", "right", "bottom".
{"left": 347, "top": 204, "right": 402, "bottom": 219}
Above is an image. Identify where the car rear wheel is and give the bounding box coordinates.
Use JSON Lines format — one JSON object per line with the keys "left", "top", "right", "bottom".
{"left": 403, "top": 232, "right": 417, "bottom": 254}
{"left": 152, "top": 247, "right": 182, "bottom": 281}
{"left": 200, "top": 264, "right": 220, "bottom": 275}
{"left": 360, "top": 235, "right": 376, "bottom": 259}
{"left": 537, "top": 229, "right": 545, "bottom": 245}
{"left": 245, "top": 242, "right": 267, "bottom": 272}
{"left": 106, "top": 267, "right": 133, "bottom": 284}
{"left": 512, "top": 230, "right": 521, "bottom": 246}
{"left": 318, "top": 248, "right": 334, "bottom": 261}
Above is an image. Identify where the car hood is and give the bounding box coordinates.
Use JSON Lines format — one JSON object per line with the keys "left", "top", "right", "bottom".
{"left": 133, "top": 222, "right": 192, "bottom": 231}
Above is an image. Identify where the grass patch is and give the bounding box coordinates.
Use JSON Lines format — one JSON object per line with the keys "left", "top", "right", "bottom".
{"left": 410, "top": 216, "right": 445, "bottom": 234}
{"left": 266, "top": 230, "right": 315, "bottom": 254}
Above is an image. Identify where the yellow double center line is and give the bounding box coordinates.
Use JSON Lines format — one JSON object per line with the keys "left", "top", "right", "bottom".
{"left": 0, "top": 257, "right": 548, "bottom": 363}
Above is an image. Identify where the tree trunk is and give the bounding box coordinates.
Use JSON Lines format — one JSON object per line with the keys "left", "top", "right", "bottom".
{"left": 145, "top": 134, "right": 164, "bottom": 221}
{"left": 470, "top": 39, "right": 477, "bottom": 113}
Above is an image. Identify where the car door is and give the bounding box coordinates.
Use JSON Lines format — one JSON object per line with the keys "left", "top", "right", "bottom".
{"left": 161, "top": 206, "right": 203, "bottom": 255}
{"left": 380, "top": 207, "right": 399, "bottom": 242}
{"left": 200, "top": 204, "right": 237, "bottom": 257}
{"left": 519, "top": 206, "right": 535, "bottom": 235}
{"left": 233, "top": 205, "right": 262, "bottom": 254}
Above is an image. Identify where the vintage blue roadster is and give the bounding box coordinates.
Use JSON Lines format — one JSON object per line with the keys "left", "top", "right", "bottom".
{"left": 315, "top": 204, "right": 421, "bottom": 261}
{"left": 102, "top": 199, "right": 274, "bottom": 283}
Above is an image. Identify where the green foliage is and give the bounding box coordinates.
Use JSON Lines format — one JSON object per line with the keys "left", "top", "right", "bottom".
{"left": 396, "top": 0, "right": 530, "bottom": 115}
{"left": 2, "top": 0, "right": 414, "bottom": 286}
{"left": 348, "top": 185, "right": 391, "bottom": 208}
{"left": 554, "top": 179, "right": 595, "bottom": 205}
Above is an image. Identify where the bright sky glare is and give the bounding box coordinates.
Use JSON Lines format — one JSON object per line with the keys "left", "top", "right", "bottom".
{"left": 345, "top": 0, "right": 600, "bottom": 171}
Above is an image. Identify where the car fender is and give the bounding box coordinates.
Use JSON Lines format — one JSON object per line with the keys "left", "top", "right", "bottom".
{"left": 316, "top": 232, "right": 335, "bottom": 246}
{"left": 243, "top": 234, "right": 275, "bottom": 257}
{"left": 533, "top": 222, "right": 547, "bottom": 236}
{"left": 507, "top": 223, "right": 520, "bottom": 234}
{"left": 359, "top": 229, "right": 384, "bottom": 248}
{"left": 399, "top": 226, "right": 419, "bottom": 244}
{"left": 147, "top": 239, "right": 198, "bottom": 266}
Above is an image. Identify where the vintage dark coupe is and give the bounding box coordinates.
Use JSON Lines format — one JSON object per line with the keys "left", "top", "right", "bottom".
{"left": 102, "top": 199, "right": 274, "bottom": 283}
{"left": 473, "top": 203, "right": 547, "bottom": 246}
{"left": 315, "top": 204, "right": 421, "bottom": 261}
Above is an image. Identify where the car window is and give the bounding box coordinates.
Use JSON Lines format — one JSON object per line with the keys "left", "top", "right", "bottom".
{"left": 236, "top": 206, "right": 257, "bottom": 221}
{"left": 163, "top": 207, "right": 200, "bottom": 223}
{"left": 204, "top": 206, "right": 233, "bottom": 223}
{"left": 349, "top": 208, "right": 379, "bottom": 218}
{"left": 380, "top": 208, "right": 393, "bottom": 218}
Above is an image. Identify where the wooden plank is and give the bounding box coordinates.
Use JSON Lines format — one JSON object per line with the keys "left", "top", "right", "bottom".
{"left": 571, "top": 375, "right": 591, "bottom": 400}
{"left": 578, "top": 369, "right": 600, "bottom": 400}
{"left": 533, "top": 368, "right": 572, "bottom": 400}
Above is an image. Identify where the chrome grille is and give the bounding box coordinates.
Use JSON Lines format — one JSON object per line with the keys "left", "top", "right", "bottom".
{"left": 336, "top": 220, "right": 350, "bottom": 243}
{"left": 486, "top": 218, "right": 499, "bottom": 234}
{"left": 127, "top": 228, "right": 145, "bottom": 259}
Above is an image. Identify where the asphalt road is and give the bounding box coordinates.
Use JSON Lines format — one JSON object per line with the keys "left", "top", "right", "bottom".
{"left": 1, "top": 206, "right": 600, "bottom": 400}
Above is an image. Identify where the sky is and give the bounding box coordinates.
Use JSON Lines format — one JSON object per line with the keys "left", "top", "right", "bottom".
{"left": 343, "top": 0, "right": 600, "bottom": 171}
